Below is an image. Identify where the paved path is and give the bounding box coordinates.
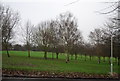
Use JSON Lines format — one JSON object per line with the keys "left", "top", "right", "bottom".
{"left": 2, "top": 77, "right": 119, "bottom": 81}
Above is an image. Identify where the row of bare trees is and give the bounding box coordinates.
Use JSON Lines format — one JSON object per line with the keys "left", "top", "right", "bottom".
{"left": 23, "top": 12, "right": 83, "bottom": 62}
{"left": 88, "top": 18, "right": 120, "bottom": 65}
{"left": 23, "top": 12, "right": 119, "bottom": 64}
{"left": 1, "top": 3, "right": 119, "bottom": 64}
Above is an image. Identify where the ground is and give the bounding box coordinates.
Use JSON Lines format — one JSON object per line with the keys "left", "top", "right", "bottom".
{"left": 1, "top": 51, "right": 119, "bottom": 78}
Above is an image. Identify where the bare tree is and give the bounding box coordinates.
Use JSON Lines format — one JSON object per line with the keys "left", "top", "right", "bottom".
{"left": 101, "top": 19, "right": 120, "bottom": 64}
{"left": 114, "top": 30, "right": 120, "bottom": 65}
{"left": 1, "top": 4, "right": 19, "bottom": 57}
{"left": 48, "top": 20, "right": 57, "bottom": 59}
{"left": 23, "top": 21, "right": 33, "bottom": 57}
{"left": 58, "top": 12, "right": 82, "bottom": 62}
{"left": 49, "top": 20, "right": 63, "bottom": 59}
{"left": 96, "top": 0, "right": 120, "bottom": 64}
{"left": 89, "top": 28, "right": 104, "bottom": 64}
{"left": 35, "top": 21, "right": 51, "bottom": 59}
{"left": 70, "top": 31, "right": 83, "bottom": 60}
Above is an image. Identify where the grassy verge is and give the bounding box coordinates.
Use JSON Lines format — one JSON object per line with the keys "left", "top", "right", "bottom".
{"left": 2, "top": 51, "right": 119, "bottom": 74}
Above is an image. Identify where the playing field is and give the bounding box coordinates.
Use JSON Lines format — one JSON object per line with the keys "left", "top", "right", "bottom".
{"left": 2, "top": 51, "right": 119, "bottom": 74}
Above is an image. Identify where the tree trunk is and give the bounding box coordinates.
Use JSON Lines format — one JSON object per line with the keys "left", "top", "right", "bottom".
{"left": 85, "top": 54, "right": 86, "bottom": 61}
{"left": 103, "top": 56, "right": 105, "bottom": 62}
{"left": 6, "top": 48, "right": 10, "bottom": 57}
{"left": 108, "top": 57, "right": 111, "bottom": 64}
{"left": 44, "top": 51, "right": 47, "bottom": 59}
{"left": 56, "top": 52, "right": 59, "bottom": 59}
{"left": 75, "top": 53, "right": 77, "bottom": 60}
{"left": 71, "top": 54, "right": 73, "bottom": 60}
{"left": 52, "top": 52, "right": 54, "bottom": 59}
{"left": 67, "top": 53, "right": 69, "bottom": 61}
{"left": 27, "top": 43, "right": 30, "bottom": 57}
{"left": 28, "top": 50, "right": 30, "bottom": 57}
{"left": 5, "top": 45, "right": 10, "bottom": 57}
{"left": 90, "top": 55, "right": 91, "bottom": 61}
{"left": 115, "top": 57, "right": 117, "bottom": 64}
{"left": 118, "top": 57, "right": 120, "bottom": 65}
{"left": 98, "top": 56, "right": 100, "bottom": 64}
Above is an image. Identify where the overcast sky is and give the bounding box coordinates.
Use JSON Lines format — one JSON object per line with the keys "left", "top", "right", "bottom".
{"left": 1, "top": 0, "right": 118, "bottom": 44}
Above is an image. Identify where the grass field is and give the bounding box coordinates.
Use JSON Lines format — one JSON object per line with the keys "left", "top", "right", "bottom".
{"left": 2, "top": 51, "right": 119, "bottom": 74}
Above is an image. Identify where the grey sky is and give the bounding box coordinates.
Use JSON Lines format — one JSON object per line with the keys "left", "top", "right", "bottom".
{"left": 1, "top": 0, "right": 118, "bottom": 44}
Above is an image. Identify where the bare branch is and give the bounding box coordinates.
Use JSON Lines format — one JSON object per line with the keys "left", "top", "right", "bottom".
{"left": 64, "top": 0, "right": 80, "bottom": 6}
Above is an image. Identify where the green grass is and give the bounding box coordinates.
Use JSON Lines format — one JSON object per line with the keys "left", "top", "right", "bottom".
{"left": 2, "top": 51, "right": 119, "bottom": 74}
